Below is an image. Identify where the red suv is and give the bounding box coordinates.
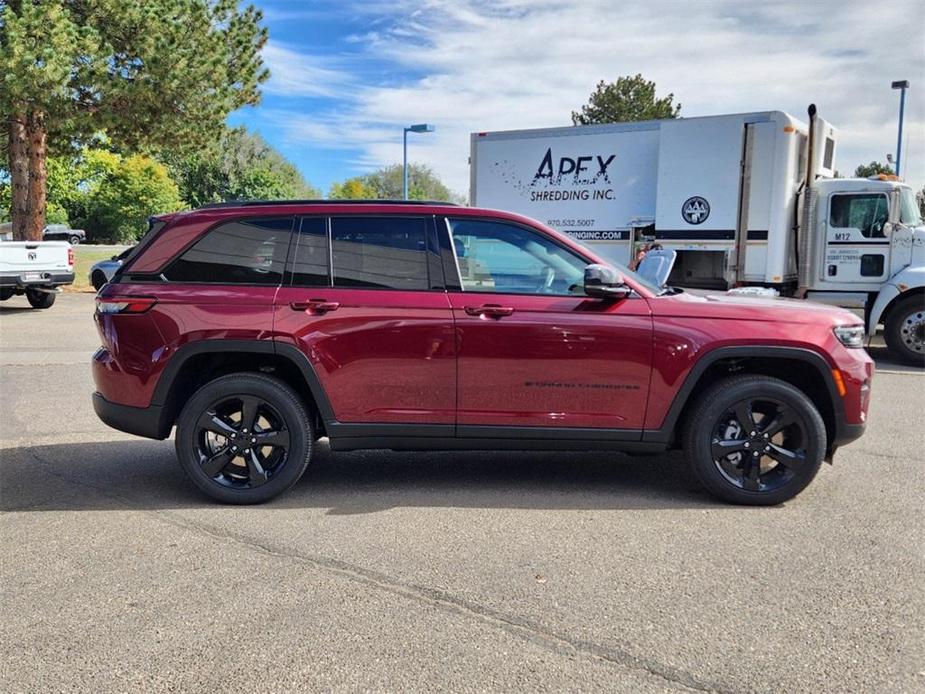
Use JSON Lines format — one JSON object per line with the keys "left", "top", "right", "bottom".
{"left": 92, "top": 201, "right": 873, "bottom": 505}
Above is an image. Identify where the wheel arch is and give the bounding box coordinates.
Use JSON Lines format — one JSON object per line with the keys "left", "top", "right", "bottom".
{"left": 645, "top": 346, "right": 844, "bottom": 451}
{"left": 152, "top": 340, "right": 335, "bottom": 438}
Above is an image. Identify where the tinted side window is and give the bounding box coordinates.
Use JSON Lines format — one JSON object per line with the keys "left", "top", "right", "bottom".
{"left": 447, "top": 219, "right": 586, "bottom": 295}
{"left": 331, "top": 217, "right": 429, "bottom": 290}
{"left": 291, "top": 217, "right": 330, "bottom": 287}
{"left": 164, "top": 217, "right": 292, "bottom": 284}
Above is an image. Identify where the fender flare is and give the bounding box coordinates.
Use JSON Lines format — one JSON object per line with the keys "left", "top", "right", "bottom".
{"left": 151, "top": 339, "right": 337, "bottom": 426}
{"left": 642, "top": 345, "right": 845, "bottom": 444}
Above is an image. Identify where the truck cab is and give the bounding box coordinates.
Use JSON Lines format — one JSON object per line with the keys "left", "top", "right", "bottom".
{"left": 804, "top": 178, "right": 924, "bottom": 364}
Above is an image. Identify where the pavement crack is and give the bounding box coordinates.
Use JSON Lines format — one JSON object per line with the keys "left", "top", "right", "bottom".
{"left": 22, "top": 447, "right": 734, "bottom": 694}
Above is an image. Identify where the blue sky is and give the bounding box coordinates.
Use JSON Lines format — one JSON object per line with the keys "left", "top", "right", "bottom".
{"left": 230, "top": 0, "right": 925, "bottom": 198}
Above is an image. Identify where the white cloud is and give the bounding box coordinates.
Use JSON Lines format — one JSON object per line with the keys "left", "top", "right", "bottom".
{"left": 270, "top": 0, "right": 925, "bottom": 195}
{"left": 261, "top": 41, "right": 352, "bottom": 98}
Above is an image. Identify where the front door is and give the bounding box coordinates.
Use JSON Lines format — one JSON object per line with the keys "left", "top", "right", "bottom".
{"left": 273, "top": 215, "right": 456, "bottom": 425}
{"left": 820, "top": 192, "right": 891, "bottom": 287}
{"left": 443, "top": 217, "right": 653, "bottom": 433}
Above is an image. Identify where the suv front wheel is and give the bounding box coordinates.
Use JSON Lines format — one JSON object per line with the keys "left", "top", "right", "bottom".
{"left": 175, "top": 373, "right": 313, "bottom": 504}
{"left": 682, "top": 375, "right": 826, "bottom": 505}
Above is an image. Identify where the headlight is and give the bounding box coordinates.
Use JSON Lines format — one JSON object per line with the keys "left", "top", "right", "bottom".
{"left": 833, "top": 325, "right": 865, "bottom": 348}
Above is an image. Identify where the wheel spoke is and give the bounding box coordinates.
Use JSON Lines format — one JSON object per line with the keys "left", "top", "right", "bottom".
{"left": 254, "top": 429, "right": 289, "bottom": 448}
{"left": 732, "top": 401, "right": 757, "bottom": 434}
{"left": 742, "top": 459, "right": 761, "bottom": 491}
{"left": 197, "top": 411, "right": 238, "bottom": 437}
{"left": 239, "top": 396, "right": 260, "bottom": 432}
{"left": 759, "top": 405, "right": 796, "bottom": 437}
{"left": 244, "top": 450, "right": 268, "bottom": 486}
{"left": 201, "top": 448, "right": 235, "bottom": 477}
{"left": 712, "top": 438, "right": 748, "bottom": 459}
{"left": 766, "top": 443, "right": 805, "bottom": 469}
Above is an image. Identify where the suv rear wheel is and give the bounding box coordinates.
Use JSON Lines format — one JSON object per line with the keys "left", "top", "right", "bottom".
{"left": 682, "top": 375, "right": 825, "bottom": 505}
{"left": 175, "top": 373, "right": 313, "bottom": 504}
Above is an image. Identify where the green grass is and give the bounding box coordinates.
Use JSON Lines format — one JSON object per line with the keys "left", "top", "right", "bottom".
{"left": 69, "top": 247, "right": 122, "bottom": 292}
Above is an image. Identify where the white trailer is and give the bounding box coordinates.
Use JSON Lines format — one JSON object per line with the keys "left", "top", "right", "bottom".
{"left": 470, "top": 108, "right": 925, "bottom": 364}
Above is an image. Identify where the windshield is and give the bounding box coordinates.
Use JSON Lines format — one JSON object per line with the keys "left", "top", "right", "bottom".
{"left": 899, "top": 188, "right": 923, "bottom": 226}
{"left": 566, "top": 234, "right": 663, "bottom": 295}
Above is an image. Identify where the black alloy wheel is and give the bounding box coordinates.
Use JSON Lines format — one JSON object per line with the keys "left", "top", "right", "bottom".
{"left": 710, "top": 396, "right": 807, "bottom": 493}
{"left": 176, "top": 373, "right": 313, "bottom": 503}
{"left": 195, "top": 395, "right": 291, "bottom": 489}
{"left": 683, "top": 375, "right": 825, "bottom": 505}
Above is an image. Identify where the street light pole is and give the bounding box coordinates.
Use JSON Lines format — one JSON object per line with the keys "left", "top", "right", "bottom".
{"left": 891, "top": 80, "right": 910, "bottom": 177}
{"left": 402, "top": 124, "right": 435, "bottom": 200}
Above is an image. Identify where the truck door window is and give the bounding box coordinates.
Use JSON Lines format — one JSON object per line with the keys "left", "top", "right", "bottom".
{"left": 829, "top": 194, "right": 889, "bottom": 238}
{"left": 447, "top": 219, "right": 586, "bottom": 295}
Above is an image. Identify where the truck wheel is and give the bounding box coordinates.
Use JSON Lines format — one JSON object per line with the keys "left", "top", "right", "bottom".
{"left": 91, "top": 270, "right": 107, "bottom": 291}
{"left": 883, "top": 295, "right": 924, "bottom": 366}
{"left": 175, "top": 373, "right": 313, "bottom": 504}
{"left": 0, "top": 288, "right": 13, "bottom": 301}
{"left": 69, "top": 234, "right": 81, "bottom": 245}
{"left": 682, "top": 375, "right": 825, "bottom": 505}
{"left": 26, "top": 289, "right": 56, "bottom": 309}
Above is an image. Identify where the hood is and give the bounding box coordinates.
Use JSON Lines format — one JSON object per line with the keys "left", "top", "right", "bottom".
{"left": 653, "top": 290, "right": 861, "bottom": 326}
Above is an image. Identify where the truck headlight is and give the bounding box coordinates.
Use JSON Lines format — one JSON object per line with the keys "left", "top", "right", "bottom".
{"left": 833, "top": 325, "right": 865, "bottom": 348}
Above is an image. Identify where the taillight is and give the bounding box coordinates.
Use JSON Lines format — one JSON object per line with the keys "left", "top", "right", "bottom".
{"left": 95, "top": 296, "right": 157, "bottom": 314}
{"left": 67, "top": 247, "right": 74, "bottom": 267}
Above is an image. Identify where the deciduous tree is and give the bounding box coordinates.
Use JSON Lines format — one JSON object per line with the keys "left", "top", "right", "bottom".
{"left": 329, "top": 164, "right": 463, "bottom": 203}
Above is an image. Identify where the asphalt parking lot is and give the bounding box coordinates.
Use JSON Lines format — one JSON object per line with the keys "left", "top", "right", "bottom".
{"left": 1, "top": 292, "right": 922, "bottom": 692}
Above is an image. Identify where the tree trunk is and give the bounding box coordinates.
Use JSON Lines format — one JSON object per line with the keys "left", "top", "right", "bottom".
{"left": 24, "top": 110, "right": 48, "bottom": 242}
{"left": 8, "top": 115, "right": 30, "bottom": 241}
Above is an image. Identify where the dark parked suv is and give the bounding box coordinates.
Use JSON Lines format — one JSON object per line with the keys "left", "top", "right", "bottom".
{"left": 92, "top": 201, "right": 873, "bottom": 505}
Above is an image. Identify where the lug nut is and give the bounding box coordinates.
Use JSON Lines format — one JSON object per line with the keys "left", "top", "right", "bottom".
{"left": 763, "top": 433, "right": 769, "bottom": 439}
{"left": 744, "top": 442, "right": 750, "bottom": 449}
{"left": 245, "top": 448, "right": 250, "bottom": 454}
{"left": 251, "top": 437, "right": 256, "bottom": 443}
{"left": 232, "top": 446, "right": 237, "bottom": 451}
{"left": 750, "top": 431, "right": 756, "bottom": 436}
{"left": 753, "top": 451, "right": 759, "bottom": 457}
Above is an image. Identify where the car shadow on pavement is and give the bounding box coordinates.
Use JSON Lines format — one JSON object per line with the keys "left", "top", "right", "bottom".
{"left": 2, "top": 439, "right": 722, "bottom": 514}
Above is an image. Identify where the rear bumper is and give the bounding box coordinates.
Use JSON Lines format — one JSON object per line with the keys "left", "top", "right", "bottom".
{"left": 0, "top": 271, "right": 74, "bottom": 288}
{"left": 92, "top": 392, "right": 170, "bottom": 440}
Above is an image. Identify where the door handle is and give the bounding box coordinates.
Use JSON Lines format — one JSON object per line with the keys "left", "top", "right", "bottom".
{"left": 464, "top": 304, "right": 515, "bottom": 318}
{"left": 290, "top": 299, "right": 340, "bottom": 314}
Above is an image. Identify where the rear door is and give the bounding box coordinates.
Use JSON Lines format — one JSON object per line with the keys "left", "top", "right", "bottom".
{"left": 273, "top": 215, "right": 456, "bottom": 426}
{"left": 442, "top": 216, "right": 653, "bottom": 433}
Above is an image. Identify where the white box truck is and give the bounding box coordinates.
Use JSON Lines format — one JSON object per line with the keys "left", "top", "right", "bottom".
{"left": 470, "top": 106, "right": 925, "bottom": 364}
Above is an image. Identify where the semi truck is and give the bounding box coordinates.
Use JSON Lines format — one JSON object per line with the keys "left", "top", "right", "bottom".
{"left": 469, "top": 106, "right": 924, "bottom": 365}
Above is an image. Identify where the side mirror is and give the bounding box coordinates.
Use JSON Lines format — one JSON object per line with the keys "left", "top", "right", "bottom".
{"left": 584, "top": 264, "right": 631, "bottom": 300}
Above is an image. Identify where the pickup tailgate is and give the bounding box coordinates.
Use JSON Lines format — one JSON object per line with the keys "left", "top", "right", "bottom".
{"left": 0, "top": 241, "right": 73, "bottom": 282}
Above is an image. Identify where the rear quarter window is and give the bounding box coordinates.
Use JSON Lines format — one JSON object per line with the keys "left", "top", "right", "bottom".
{"left": 163, "top": 217, "right": 293, "bottom": 285}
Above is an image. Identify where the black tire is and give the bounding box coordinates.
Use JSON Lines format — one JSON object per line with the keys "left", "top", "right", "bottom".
{"left": 0, "top": 288, "right": 13, "bottom": 301}
{"left": 91, "top": 270, "right": 108, "bottom": 291}
{"left": 26, "top": 289, "right": 56, "bottom": 309}
{"left": 883, "top": 294, "right": 925, "bottom": 367}
{"left": 175, "top": 373, "right": 313, "bottom": 504}
{"left": 69, "top": 234, "right": 81, "bottom": 245}
{"left": 682, "top": 375, "right": 826, "bottom": 505}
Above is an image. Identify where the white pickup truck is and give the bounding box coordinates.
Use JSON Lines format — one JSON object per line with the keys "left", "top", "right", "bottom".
{"left": 0, "top": 240, "right": 75, "bottom": 308}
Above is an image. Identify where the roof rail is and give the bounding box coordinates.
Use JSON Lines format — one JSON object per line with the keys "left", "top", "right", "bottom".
{"left": 196, "top": 199, "right": 459, "bottom": 210}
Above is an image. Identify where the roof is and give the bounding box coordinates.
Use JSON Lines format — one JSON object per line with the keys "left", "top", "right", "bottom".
{"left": 196, "top": 199, "right": 459, "bottom": 210}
